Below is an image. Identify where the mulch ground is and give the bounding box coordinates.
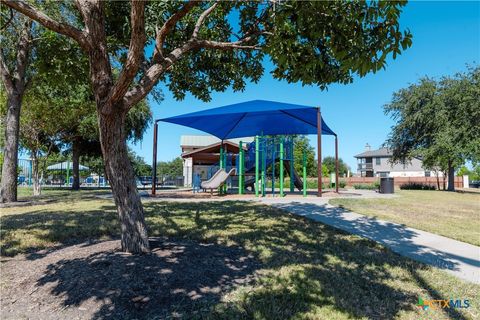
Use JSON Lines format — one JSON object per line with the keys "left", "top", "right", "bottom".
{"left": 0, "top": 238, "right": 260, "bottom": 320}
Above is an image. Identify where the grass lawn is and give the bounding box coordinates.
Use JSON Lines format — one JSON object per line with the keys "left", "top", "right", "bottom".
{"left": 330, "top": 190, "right": 480, "bottom": 246}
{"left": 16, "top": 186, "right": 110, "bottom": 201}
{"left": 1, "top": 191, "right": 478, "bottom": 319}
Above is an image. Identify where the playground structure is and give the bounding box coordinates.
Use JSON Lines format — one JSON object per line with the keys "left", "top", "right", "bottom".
{"left": 153, "top": 100, "right": 339, "bottom": 197}
{"left": 203, "top": 136, "right": 308, "bottom": 196}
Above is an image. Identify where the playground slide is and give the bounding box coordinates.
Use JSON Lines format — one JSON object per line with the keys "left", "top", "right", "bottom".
{"left": 284, "top": 160, "right": 303, "bottom": 191}
{"left": 201, "top": 168, "right": 236, "bottom": 191}
{"left": 244, "top": 177, "right": 257, "bottom": 190}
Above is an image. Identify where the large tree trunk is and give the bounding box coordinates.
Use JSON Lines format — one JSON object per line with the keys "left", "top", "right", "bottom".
{"left": 99, "top": 110, "right": 149, "bottom": 253}
{"left": 0, "top": 94, "right": 22, "bottom": 202}
{"left": 72, "top": 139, "right": 80, "bottom": 190}
{"left": 447, "top": 160, "right": 455, "bottom": 192}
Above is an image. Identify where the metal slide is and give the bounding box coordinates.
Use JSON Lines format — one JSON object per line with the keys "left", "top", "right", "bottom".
{"left": 201, "top": 168, "right": 236, "bottom": 191}
{"left": 284, "top": 160, "right": 303, "bottom": 191}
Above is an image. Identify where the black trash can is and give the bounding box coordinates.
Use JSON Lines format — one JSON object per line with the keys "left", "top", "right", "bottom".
{"left": 380, "top": 177, "right": 394, "bottom": 194}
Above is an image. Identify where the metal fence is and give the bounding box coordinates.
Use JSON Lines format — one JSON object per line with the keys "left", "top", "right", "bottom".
{"left": 16, "top": 158, "right": 108, "bottom": 188}
{"left": 137, "top": 175, "right": 184, "bottom": 189}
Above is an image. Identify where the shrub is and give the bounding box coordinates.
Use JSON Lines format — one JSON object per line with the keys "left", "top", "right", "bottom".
{"left": 399, "top": 182, "right": 436, "bottom": 190}
{"left": 353, "top": 182, "right": 380, "bottom": 190}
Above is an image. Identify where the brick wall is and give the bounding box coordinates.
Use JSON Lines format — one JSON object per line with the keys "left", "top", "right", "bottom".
{"left": 337, "top": 176, "right": 463, "bottom": 189}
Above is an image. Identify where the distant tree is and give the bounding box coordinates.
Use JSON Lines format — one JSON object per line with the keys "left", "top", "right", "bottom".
{"left": 293, "top": 136, "right": 316, "bottom": 177}
{"left": 471, "top": 164, "right": 480, "bottom": 181}
{"left": 157, "top": 157, "right": 183, "bottom": 178}
{"left": 456, "top": 166, "right": 470, "bottom": 177}
{"left": 81, "top": 155, "right": 105, "bottom": 180}
{"left": 384, "top": 66, "right": 480, "bottom": 191}
{"left": 322, "top": 156, "right": 350, "bottom": 177}
{"left": 19, "top": 88, "right": 61, "bottom": 195}
{"left": 129, "top": 150, "right": 152, "bottom": 178}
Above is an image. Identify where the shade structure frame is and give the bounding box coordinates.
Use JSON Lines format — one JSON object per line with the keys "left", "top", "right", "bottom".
{"left": 154, "top": 100, "right": 338, "bottom": 197}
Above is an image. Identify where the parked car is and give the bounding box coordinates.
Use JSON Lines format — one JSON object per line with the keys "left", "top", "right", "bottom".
{"left": 469, "top": 180, "right": 480, "bottom": 188}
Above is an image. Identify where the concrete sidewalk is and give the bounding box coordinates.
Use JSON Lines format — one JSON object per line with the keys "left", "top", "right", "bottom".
{"left": 267, "top": 199, "right": 480, "bottom": 284}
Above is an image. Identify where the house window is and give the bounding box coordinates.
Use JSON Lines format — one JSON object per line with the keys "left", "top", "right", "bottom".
{"left": 425, "top": 171, "right": 431, "bottom": 177}
{"left": 376, "top": 157, "right": 381, "bottom": 165}
{"left": 378, "top": 172, "right": 389, "bottom": 177}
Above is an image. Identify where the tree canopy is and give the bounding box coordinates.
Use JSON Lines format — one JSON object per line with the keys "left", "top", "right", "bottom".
{"left": 323, "top": 156, "right": 350, "bottom": 177}
{"left": 384, "top": 66, "right": 480, "bottom": 191}
{"left": 157, "top": 157, "right": 183, "bottom": 178}
{"left": 2, "top": 0, "right": 413, "bottom": 253}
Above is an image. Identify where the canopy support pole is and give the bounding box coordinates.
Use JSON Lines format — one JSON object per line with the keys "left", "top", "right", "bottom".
{"left": 239, "top": 141, "right": 244, "bottom": 195}
{"left": 317, "top": 107, "right": 322, "bottom": 197}
{"left": 152, "top": 121, "right": 158, "bottom": 195}
{"left": 255, "top": 136, "right": 259, "bottom": 197}
{"left": 335, "top": 135, "right": 339, "bottom": 193}
{"left": 289, "top": 139, "right": 294, "bottom": 193}
{"left": 280, "top": 138, "right": 284, "bottom": 197}
{"left": 303, "top": 150, "right": 307, "bottom": 197}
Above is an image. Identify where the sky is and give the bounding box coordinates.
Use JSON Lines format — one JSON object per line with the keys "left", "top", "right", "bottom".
{"left": 129, "top": 1, "right": 480, "bottom": 172}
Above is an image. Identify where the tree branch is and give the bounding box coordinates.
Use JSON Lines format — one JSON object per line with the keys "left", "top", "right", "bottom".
{"left": 151, "top": 0, "right": 198, "bottom": 63}
{"left": 192, "top": 2, "right": 218, "bottom": 39}
{"left": 124, "top": 2, "right": 266, "bottom": 108}
{"left": 0, "top": 48, "right": 14, "bottom": 95}
{"left": 0, "top": 0, "right": 90, "bottom": 51}
{"left": 124, "top": 40, "right": 197, "bottom": 107}
{"left": 196, "top": 39, "right": 262, "bottom": 50}
{"left": 109, "top": 0, "right": 146, "bottom": 106}
{"left": 0, "top": 7, "right": 14, "bottom": 30}
{"left": 13, "top": 19, "right": 32, "bottom": 93}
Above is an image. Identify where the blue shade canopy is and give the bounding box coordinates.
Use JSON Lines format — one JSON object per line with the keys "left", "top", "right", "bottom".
{"left": 160, "top": 100, "right": 335, "bottom": 140}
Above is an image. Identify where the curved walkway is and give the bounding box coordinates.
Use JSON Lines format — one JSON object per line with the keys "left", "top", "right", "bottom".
{"left": 267, "top": 198, "right": 480, "bottom": 284}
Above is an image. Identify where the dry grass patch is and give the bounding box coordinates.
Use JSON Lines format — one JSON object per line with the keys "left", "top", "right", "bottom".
{"left": 330, "top": 190, "right": 480, "bottom": 245}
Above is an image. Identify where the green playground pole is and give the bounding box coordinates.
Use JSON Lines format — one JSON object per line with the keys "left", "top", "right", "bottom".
{"left": 303, "top": 151, "right": 307, "bottom": 197}
{"left": 219, "top": 146, "right": 224, "bottom": 194}
{"left": 223, "top": 147, "right": 227, "bottom": 193}
{"left": 261, "top": 137, "right": 266, "bottom": 197}
{"left": 238, "top": 141, "right": 244, "bottom": 195}
{"left": 290, "top": 142, "right": 294, "bottom": 193}
{"left": 255, "top": 136, "right": 259, "bottom": 197}
{"left": 280, "top": 138, "right": 284, "bottom": 197}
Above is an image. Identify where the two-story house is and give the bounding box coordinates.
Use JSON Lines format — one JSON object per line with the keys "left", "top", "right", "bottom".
{"left": 354, "top": 144, "right": 437, "bottom": 178}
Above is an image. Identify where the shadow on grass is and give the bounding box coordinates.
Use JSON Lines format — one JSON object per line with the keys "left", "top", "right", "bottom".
{"left": 0, "top": 200, "right": 471, "bottom": 319}
{"left": 35, "top": 238, "right": 258, "bottom": 319}
{"left": 0, "top": 205, "right": 118, "bottom": 257}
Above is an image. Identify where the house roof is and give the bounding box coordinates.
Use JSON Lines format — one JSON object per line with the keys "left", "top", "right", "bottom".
{"left": 354, "top": 148, "right": 392, "bottom": 158}
{"left": 180, "top": 135, "right": 254, "bottom": 148}
{"left": 181, "top": 141, "right": 243, "bottom": 158}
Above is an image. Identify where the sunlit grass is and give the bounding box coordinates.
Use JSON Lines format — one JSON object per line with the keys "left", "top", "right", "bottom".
{"left": 330, "top": 190, "right": 480, "bottom": 245}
